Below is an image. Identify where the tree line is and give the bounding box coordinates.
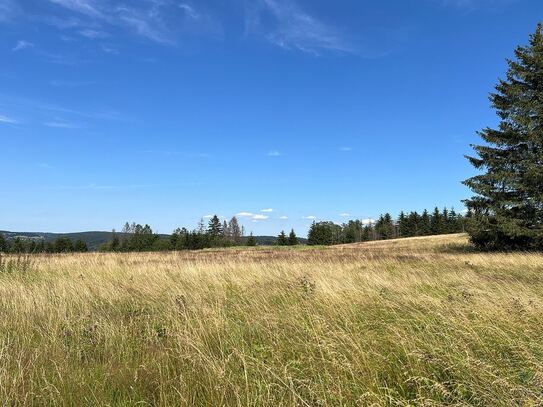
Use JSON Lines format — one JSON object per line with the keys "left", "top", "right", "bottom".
{"left": 0, "top": 216, "right": 302, "bottom": 254}
{"left": 100, "top": 216, "right": 282, "bottom": 252}
{"left": 1, "top": 208, "right": 464, "bottom": 253}
{"left": 307, "top": 207, "right": 466, "bottom": 246}
{"left": 0, "top": 235, "right": 88, "bottom": 254}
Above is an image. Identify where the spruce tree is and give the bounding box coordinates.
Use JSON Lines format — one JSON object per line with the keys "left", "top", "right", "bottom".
{"left": 464, "top": 24, "right": 543, "bottom": 249}
{"left": 430, "top": 207, "right": 442, "bottom": 235}
{"left": 398, "top": 212, "right": 411, "bottom": 237}
{"left": 449, "top": 208, "right": 458, "bottom": 233}
{"left": 376, "top": 213, "right": 395, "bottom": 240}
{"left": 207, "top": 215, "right": 223, "bottom": 238}
{"left": 406, "top": 211, "right": 421, "bottom": 237}
{"left": 442, "top": 208, "right": 450, "bottom": 234}
{"left": 277, "top": 230, "right": 288, "bottom": 246}
{"left": 246, "top": 232, "right": 257, "bottom": 247}
{"left": 288, "top": 229, "right": 299, "bottom": 245}
{"left": 420, "top": 210, "right": 431, "bottom": 235}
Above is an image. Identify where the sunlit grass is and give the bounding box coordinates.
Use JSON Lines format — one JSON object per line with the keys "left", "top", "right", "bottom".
{"left": 1, "top": 234, "right": 542, "bottom": 405}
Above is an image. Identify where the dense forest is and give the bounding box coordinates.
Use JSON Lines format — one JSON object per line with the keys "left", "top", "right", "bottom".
{"left": 307, "top": 207, "right": 466, "bottom": 246}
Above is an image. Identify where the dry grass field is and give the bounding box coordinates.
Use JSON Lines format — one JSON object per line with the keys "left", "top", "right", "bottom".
{"left": 1, "top": 234, "right": 543, "bottom": 406}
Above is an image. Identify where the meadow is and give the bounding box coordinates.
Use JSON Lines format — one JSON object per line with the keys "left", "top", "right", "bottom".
{"left": 1, "top": 234, "right": 543, "bottom": 406}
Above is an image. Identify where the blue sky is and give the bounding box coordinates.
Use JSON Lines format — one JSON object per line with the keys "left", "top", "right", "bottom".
{"left": 0, "top": 0, "right": 541, "bottom": 235}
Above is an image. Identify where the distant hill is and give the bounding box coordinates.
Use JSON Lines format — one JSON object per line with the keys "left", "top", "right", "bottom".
{"left": 0, "top": 231, "right": 307, "bottom": 251}
{"left": 0, "top": 231, "right": 128, "bottom": 251}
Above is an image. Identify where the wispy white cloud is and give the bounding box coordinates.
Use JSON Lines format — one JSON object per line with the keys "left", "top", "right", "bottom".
{"left": 43, "top": 120, "right": 82, "bottom": 129}
{"left": 362, "top": 218, "right": 375, "bottom": 226}
{"left": 267, "top": 150, "right": 281, "bottom": 157}
{"left": 37, "top": 101, "right": 123, "bottom": 121}
{"left": 12, "top": 40, "right": 34, "bottom": 52}
{"left": 0, "top": 0, "right": 19, "bottom": 22}
{"left": 49, "top": 79, "right": 98, "bottom": 87}
{"left": 0, "top": 93, "right": 129, "bottom": 131}
{"left": 179, "top": 3, "right": 199, "bottom": 20}
{"left": 203, "top": 214, "right": 213, "bottom": 219}
{"left": 245, "top": 0, "right": 352, "bottom": 55}
{"left": 236, "top": 211, "right": 270, "bottom": 221}
{"left": 116, "top": 6, "right": 174, "bottom": 45}
{"left": 32, "top": 48, "right": 83, "bottom": 65}
{"left": 40, "top": 182, "right": 200, "bottom": 191}
{"left": 339, "top": 213, "right": 350, "bottom": 217}
{"left": 49, "top": 0, "right": 103, "bottom": 18}
{"left": 0, "top": 113, "right": 17, "bottom": 124}
{"left": 78, "top": 28, "right": 108, "bottom": 39}
{"left": 279, "top": 215, "right": 288, "bottom": 220}
{"left": 261, "top": 208, "right": 274, "bottom": 213}
{"left": 236, "top": 212, "right": 254, "bottom": 217}
{"left": 303, "top": 215, "right": 316, "bottom": 220}
{"left": 101, "top": 45, "right": 119, "bottom": 54}
{"left": 33, "top": 14, "right": 87, "bottom": 30}
{"left": 46, "top": 0, "right": 219, "bottom": 45}
{"left": 339, "top": 146, "right": 352, "bottom": 152}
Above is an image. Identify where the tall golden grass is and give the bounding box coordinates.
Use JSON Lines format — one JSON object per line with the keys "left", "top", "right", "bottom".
{"left": 1, "top": 234, "right": 542, "bottom": 405}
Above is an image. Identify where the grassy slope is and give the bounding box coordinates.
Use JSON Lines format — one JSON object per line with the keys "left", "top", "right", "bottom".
{"left": 1, "top": 234, "right": 543, "bottom": 405}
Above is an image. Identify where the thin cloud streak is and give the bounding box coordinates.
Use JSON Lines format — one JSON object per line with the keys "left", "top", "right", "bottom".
{"left": 245, "top": 0, "right": 352, "bottom": 55}
{"left": 43, "top": 120, "right": 82, "bottom": 129}
{"left": 0, "top": 94, "right": 128, "bottom": 130}
{"left": 12, "top": 40, "right": 34, "bottom": 51}
{"left": 78, "top": 28, "right": 108, "bottom": 38}
{"left": 49, "top": 79, "right": 98, "bottom": 88}
{"left": 179, "top": 3, "right": 199, "bottom": 20}
{"left": 38, "top": 181, "right": 201, "bottom": 191}
{"left": 46, "top": 0, "right": 219, "bottom": 45}
{"left": 49, "top": 0, "right": 103, "bottom": 18}
{"left": 0, "top": 113, "right": 17, "bottom": 124}
{"left": 0, "top": 0, "right": 19, "bottom": 22}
